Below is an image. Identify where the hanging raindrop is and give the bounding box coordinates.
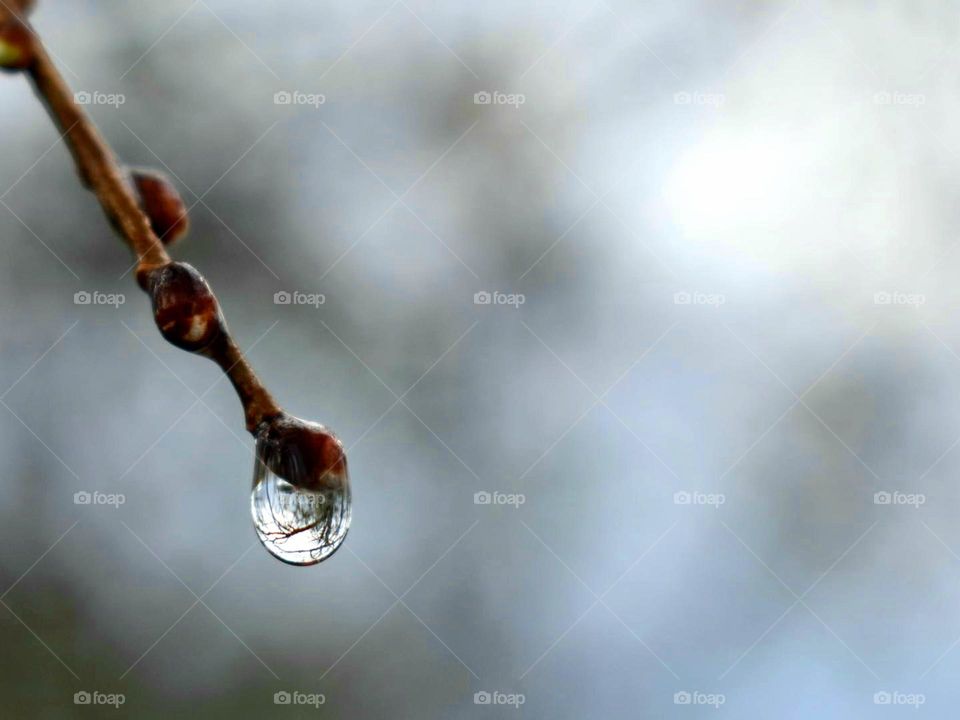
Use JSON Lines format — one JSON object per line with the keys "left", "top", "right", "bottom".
{"left": 251, "top": 413, "right": 351, "bottom": 566}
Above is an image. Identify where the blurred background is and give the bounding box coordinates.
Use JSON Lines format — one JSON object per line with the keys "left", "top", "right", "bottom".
{"left": 2, "top": 0, "right": 960, "bottom": 716}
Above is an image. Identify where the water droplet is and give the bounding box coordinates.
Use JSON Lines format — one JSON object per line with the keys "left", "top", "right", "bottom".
{"left": 250, "top": 414, "right": 351, "bottom": 566}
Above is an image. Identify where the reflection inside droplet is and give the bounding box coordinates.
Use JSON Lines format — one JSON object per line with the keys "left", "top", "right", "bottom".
{"left": 250, "top": 416, "right": 351, "bottom": 566}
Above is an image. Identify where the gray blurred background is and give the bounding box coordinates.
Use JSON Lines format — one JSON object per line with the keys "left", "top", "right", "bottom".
{"left": 2, "top": 0, "right": 960, "bottom": 716}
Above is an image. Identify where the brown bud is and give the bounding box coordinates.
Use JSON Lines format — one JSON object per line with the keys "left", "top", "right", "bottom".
{"left": 256, "top": 413, "right": 348, "bottom": 492}
{"left": 143, "top": 262, "right": 224, "bottom": 352}
{"left": 130, "top": 169, "right": 189, "bottom": 246}
{"left": 0, "top": 19, "right": 33, "bottom": 71}
{"left": 8, "top": 0, "right": 36, "bottom": 17}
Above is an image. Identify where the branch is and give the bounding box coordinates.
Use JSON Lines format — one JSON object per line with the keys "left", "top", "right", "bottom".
{"left": 1, "top": 3, "right": 282, "bottom": 432}
{"left": 1, "top": 3, "right": 352, "bottom": 566}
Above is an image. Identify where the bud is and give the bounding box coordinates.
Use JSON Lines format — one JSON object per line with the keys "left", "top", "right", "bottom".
{"left": 143, "top": 262, "right": 224, "bottom": 352}
{"left": 130, "top": 169, "right": 189, "bottom": 246}
{"left": 0, "top": 19, "right": 33, "bottom": 71}
{"left": 7, "top": 0, "right": 36, "bottom": 17}
{"left": 256, "top": 413, "right": 348, "bottom": 492}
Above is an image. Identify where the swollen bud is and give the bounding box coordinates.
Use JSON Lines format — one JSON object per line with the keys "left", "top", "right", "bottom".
{"left": 143, "top": 262, "right": 224, "bottom": 352}
{"left": 256, "top": 413, "right": 348, "bottom": 493}
{"left": 0, "top": 19, "right": 33, "bottom": 71}
{"left": 8, "top": 0, "right": 36, "bottom": 17}
{"left": 130, "top": 169, "right": 189, "bottom": 246}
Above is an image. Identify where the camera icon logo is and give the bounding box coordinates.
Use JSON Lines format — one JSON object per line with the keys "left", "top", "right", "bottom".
{"left": 474, "top": 91, "right": 492, "bottom": 105}
{"left": 74, "top": 91, "right": 92, "bottom": 105}
{"left": 74, "top": 291, "right": 92, "bottom": 305}
{"left": 274, "top": 691, "right": 292, "bottom": 705}
{"left": 74, "top": 691, "right": 92, "bottom": 705}
{"left": 673, "top": 291, "right": 692, "bottom": 305}
{"left": 474, "top": 291, "right": 491, "bottom": 305}
{"left": 874, "top": 491, "right": 892, "bottom": 505}
{"left": 274, "top": 91, "right": 292, "bottom": 105}
{"left": 74, "top": 491, "right": 92, "bottom": 505}
{"left": 674, "top": 91, "right": 692, "bottom": 105}
{"left": 474, "top": 491, "right": 492, "bottom": 505}
{"left": 474, "top": 691, "right": 492, "bottom": 705}
{"left": 874, "top": 691, "right": 891, "bottom": 705}
{"left": 673, "top": 491, "right": 691, "bottom": 505}
{"left": 674, "top": 691, "right": 692, "bottom": 705}
{"left": 274, "top": 291, "right": 292, "bottom": 305}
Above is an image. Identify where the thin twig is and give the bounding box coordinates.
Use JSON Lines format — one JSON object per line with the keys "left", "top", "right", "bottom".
{"left": 2, "top": 5, "right": 282, "bottom": 432}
